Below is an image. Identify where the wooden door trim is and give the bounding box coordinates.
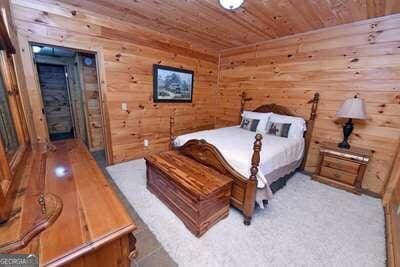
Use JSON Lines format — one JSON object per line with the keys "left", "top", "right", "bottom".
{"left": 75, "top": 54, "right": 94, "bottom": 151}
{"left": 34, "top": 55, "right": 87, "bottom": 142}
{"left": 35, "top": 61, "right": 75, "bottom": 140}
{"left": 16, "top": 36, "right": 113, "bottom": 165}
{"left": 94, "top": 51, "right": 113, "bottom": 164}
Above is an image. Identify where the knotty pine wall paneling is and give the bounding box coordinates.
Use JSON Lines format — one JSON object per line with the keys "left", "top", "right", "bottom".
{"left": 57, "top": 0, "right": 400, "bottom": 52}
{"left": 78, "top": 53, "right": 104, "bottom": 151}
{"left": 11, "top": 0, "right": 218, "bottom": 164}
{"left": 217, "top": 14, "right": 400, "bottom": 196}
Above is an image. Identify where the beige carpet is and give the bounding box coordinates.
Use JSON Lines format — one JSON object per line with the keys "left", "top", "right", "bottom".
{"left": 107, "top": 159, "right": 386, "bottom": 267}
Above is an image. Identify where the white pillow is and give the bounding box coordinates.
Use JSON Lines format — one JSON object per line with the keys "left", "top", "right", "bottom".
{"left": 269, "top": 113, "right": 306, "bottom": 139}
{"left": 241, "top": 111, "right": 272, "bottom": 133}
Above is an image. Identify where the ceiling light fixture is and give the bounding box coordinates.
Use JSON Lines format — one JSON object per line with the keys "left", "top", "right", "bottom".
{"left": 219, "top": 0, "right": 244, "bottom": 10}
{"left": 32, "top": 45, "right": 42, "bottom": 53}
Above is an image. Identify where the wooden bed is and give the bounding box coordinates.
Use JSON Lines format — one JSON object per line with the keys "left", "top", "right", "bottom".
{"left": 169, "top": 92, "right": 320, "bottom": 225}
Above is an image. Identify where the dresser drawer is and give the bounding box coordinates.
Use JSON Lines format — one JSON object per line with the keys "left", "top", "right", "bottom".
{"left": 320, "top": 166, "right": 358, "bottom": 185}
{"left": 323, "top": 156, "right": 360, "bottom": 174}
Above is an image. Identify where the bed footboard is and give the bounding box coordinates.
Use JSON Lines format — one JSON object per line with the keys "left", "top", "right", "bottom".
{"left": 176, "top": 134, "right": 262, "bottom": 225}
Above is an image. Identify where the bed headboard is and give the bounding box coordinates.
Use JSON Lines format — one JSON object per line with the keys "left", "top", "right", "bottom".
{"left": 240, "top": 92, "right": 320, "bottom": 170}
{"left": 252, "top": 104, "right": 294, "bottom": 116}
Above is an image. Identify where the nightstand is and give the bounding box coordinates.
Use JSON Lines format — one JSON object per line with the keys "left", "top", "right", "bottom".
{"left": 313, "top": 142, "right": 372, "bottom": 194}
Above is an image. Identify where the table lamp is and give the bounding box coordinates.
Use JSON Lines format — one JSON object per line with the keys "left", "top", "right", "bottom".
{"left": 336, "top": 95, "right": 367, "bottom": 149}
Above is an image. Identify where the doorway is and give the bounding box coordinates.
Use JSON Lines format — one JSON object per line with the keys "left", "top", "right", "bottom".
{"left": 37, "top": 63, "right": 75, "bottom": 141}
{"left": 32, "top": 44, "right": 106, "bottom": 162}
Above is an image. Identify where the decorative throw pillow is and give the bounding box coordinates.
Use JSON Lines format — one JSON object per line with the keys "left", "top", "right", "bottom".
{"left": 269, "top": 113, "right": 306, "bottom": 139}
{"left": 240, "top": 118, "right": 260, "bottom": 132}
{"left": 241, "top": 111, "right": 272, "bottom": 133}
{"left": 266, "top": 121, "right": 291, "bottom": 137}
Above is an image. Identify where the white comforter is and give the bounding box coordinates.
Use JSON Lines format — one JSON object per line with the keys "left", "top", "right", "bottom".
{"left": 174, "top": 126, "right": 304, "bottom": 191}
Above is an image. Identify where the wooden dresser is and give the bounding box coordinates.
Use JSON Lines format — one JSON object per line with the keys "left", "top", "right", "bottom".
{"left": 384, "top": 143, "right": 400, "bottom": 267}
{"left": 387, "top": 182, "right": 400, "bottom": 266}
{"left": 0, "top": 140, "right": 136, "bottom": 266}
{"left": 313, "top": 142, "right": 372, "bottom": 194}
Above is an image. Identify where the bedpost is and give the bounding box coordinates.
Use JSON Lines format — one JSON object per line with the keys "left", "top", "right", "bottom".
{"left": 243, "top": 133, "right": 262, "bottom": 225}
{"left": 239, "top": 91, "right": 252, "bottom": 124}
{"left": 301, "top": 92, "right": 320, "bottom": 170}
{"left": 169, "top": 112, "right": 175, "bottom": 150}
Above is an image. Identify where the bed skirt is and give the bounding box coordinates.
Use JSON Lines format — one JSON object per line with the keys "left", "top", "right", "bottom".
{"left": 256, "top": 159, "right": 302, "bottom": 208}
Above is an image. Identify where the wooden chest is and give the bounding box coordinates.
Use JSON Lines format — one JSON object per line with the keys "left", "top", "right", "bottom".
{"left": 145, "top": 151, "right": 232, "bottom": 237}
{"left": 313, "top": 142, "right": 372, "bottom": 195}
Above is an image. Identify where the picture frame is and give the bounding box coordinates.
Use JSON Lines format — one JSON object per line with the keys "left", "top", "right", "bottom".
{"left": 153, "top": 64, "right": 194, "bottom": 103}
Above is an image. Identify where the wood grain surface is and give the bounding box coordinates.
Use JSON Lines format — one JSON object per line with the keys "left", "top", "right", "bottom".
{"left": 56, "top": 0, "right": 400, "bottom": 53}
{"left": 11, "top": 0, "right": 218, "bottom": 164}
{"left": 79, "top": 54, "right": 104, "bottom": 151}
{"left": 0, "top": 139, "right": 136, "bottom": 266}
{"left": 37, "top": 63, "right": 73, "bottom": 134}
{"left": 145, "top": 151, "right": 232, "bottom": 237}
{"left": 217, "top": 14, "right": 400, "bottom": 196}
{"left": 5, "top": 0, "right": 400, "bottom": 197}
{"left": 146, "top": 151, "right": 232, "bottom": 199}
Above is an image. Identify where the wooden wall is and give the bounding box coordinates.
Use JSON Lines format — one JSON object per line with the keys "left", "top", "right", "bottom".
{"left": 10, "top": 0, "right": 399, "bottom": 194}
{"left": 11, "top": 0, "right": 218, "bottom": 163}
{"left": 79, "top": 54, "right": 104, "bottom": 151}
{"left": 217, "top": 14, "right": 400, "bottom": 196}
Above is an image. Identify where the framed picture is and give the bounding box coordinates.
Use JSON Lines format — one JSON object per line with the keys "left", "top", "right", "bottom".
{"left": 153, "top": 64, "right": 194, "bottom": 103}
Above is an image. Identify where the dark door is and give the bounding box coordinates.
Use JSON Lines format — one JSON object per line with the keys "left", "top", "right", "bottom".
{"left": 37, "top": 63, "right": 74, "bottom": 141}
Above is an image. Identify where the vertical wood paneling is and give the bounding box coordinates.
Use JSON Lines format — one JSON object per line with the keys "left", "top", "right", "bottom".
{"left": 37, "top": 63, "right": 73, "bottom": 134}
{"left": 217, "top": 15, "right": 400, "bottom": 195}
{"left": 10, "top": 0, "right": 399, "bottom": 195}
{"left": 11, "top": 0, "right": 218, "bottom": 163}
{"left": 79, "top": 54, "right": 103, "bottom": 151}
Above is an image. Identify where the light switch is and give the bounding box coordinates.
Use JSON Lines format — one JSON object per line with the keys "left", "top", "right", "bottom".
{"left": 121, "top": 103, "right": 127, "bottom": 111}
{"left": 144, "top": 139, "right": 149, "bottom": 147}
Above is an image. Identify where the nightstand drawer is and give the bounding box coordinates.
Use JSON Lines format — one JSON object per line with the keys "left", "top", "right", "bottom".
{"left": 320, "top": 166, "right": 358, "bottom": 185}
{"left": 323, "top": 156, "right": 360, "bottom": 174}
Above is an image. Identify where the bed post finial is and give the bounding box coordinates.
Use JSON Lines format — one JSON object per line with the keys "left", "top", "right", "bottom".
{"left": 239, "top": 91, "right": 252, "bottom": 123}
{"left": 243, "top": 133, "right": 262, "bottom": 226}
{"left": 301, "top": 92, "right": 320, "bottom": 170}
{"left": 250, "top": 134, "right": 262, "bottom": 182}
{"left": 169, "top": 111, "right": 175, "bottom": 150}
{"left": 309, "top": 92, "right": 320, "bottom": 121}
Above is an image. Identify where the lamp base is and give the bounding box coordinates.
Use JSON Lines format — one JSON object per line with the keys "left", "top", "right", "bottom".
{"left": 338, "top": 140, "right": 350, "bottom": 149}
{"left": 338, "top": 118, "right": 353, "bottom": 150}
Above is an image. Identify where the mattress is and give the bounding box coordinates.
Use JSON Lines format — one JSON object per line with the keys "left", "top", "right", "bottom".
{"left": 174, "top": 126, "right": 305, "bottom": 201}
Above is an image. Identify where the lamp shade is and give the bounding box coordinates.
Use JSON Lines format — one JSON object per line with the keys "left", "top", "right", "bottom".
{"left": 336, "top": 96, "right": 367, "bottom": 119}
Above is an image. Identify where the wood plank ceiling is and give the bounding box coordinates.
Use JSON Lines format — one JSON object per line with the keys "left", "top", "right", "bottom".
{"left": 57, "top": 0, "right": 400, "bottom": 55}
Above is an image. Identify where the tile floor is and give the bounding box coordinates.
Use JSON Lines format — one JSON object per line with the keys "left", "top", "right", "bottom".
{"left": 91, "top": 151, "right": 177, "bottom": 267}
